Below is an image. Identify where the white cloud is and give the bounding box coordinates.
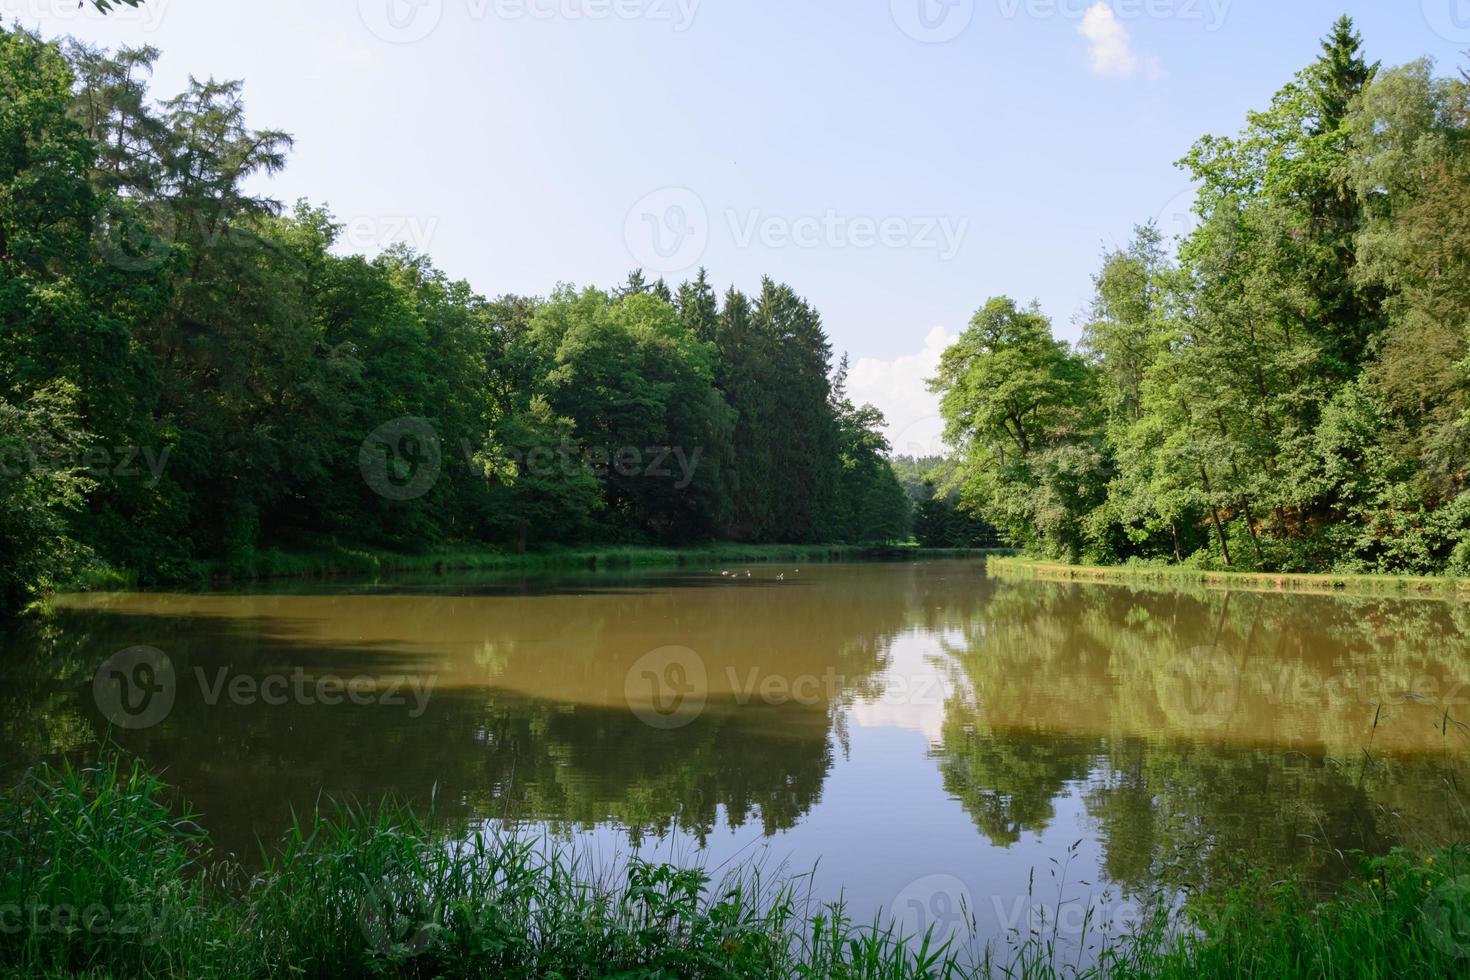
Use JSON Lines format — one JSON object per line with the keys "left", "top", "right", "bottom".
{"left": 1078, "top": 2, "right": 1143, "bottom": 78}
{"left": 848, "top": 327, "right": 956, "bottom": 459}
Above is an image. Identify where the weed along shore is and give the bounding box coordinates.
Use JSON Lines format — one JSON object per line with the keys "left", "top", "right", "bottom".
{"left": 65, "top": 543, "right": 1004, "bottom": 595}
{"left": 986, "top": 556, "right": 1470, "bottom": 600}
{"left": 5, "top": 752, "right": 1469, "bottom": 978}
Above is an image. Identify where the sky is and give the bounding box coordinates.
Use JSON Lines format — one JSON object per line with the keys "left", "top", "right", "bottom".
{"left": 5, "top": 0, "right": 1467, "bottom": 455}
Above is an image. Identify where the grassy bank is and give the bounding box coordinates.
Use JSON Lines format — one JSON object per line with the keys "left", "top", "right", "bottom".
{"left": 60, "top": 543, "right": 1002, "bottom": 596}
{"left": 987, "top": 556, "right": 1470, "bottom": 600}
{"left": 4, "top": 752, "right": 1468, "bottom": 978}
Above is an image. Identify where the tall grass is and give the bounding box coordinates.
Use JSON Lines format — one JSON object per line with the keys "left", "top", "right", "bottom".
{"left": 3, "top": 751, "right": 1467, "bottom": 977}
{"left": 0, "top": 753, "right": 972, "bottom": 978}
{"left": 987, "top": 556, "right": 1470, "bottom": 600}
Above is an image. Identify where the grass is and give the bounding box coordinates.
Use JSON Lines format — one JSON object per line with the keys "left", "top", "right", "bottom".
{"left": 986, "top": 556, "right": 1470, "bottom": 600}
{"left": 0, "top": 752, "right": 975, "bottom": 978}
{"left": 57, "top": 542, "right": 1003, "bottom": 596}
{"left": 3, "top": 751, "right": 1468, "bottom": 978}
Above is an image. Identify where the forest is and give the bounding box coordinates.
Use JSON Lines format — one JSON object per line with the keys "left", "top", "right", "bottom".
{"left": 934, "top": 18, "right": 1470, "bottom": 576}
{"left": 0, "top": 21, "right": 914, "bottom": 615}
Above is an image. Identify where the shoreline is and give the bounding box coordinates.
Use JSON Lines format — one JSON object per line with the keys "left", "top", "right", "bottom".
{"left": 64, "top": 543, "right": 1007, "bottom": 596}
{"left": 986, "top": 556, "right": 1470, "bottom": 599}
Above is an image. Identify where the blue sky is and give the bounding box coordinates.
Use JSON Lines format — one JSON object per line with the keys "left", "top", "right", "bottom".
{"left": 8, "top": 0, "right": 1468, "bottom": 453}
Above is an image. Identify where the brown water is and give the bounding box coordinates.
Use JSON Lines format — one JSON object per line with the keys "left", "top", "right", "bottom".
{"left": 4, "top": 559, "right": 1469, "bottom": 952}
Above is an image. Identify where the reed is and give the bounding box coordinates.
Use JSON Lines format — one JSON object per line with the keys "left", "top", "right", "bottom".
{"left": 4, "top": 751, "right": 1466, "bottom": 977}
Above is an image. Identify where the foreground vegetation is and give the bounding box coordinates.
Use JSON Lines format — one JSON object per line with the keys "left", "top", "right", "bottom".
{"left": 933, "top": 18, "right": 1470, "bottom": 578}
{"left": 2, "top": 751, "right": 1467, "bottom": 978}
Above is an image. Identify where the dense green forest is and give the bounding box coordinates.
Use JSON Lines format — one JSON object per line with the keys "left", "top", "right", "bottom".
{"left": 891, "top": 454, "right": 999, "bottom": 549}
{"left": 0, "top": 22, "right": 912, "bottom": 614}
{"left": 934, "top": 17, "right": 1470, "bottom": 576}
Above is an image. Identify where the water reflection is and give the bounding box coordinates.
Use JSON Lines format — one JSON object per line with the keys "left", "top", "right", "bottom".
{"left": 1, "top": 561, "right": 1467, "bottom": 930}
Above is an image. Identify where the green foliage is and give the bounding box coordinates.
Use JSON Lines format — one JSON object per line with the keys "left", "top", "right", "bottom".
{"left": 0, "top": 386, "right": 94, "bottom": 613}
{"left": 936, "top": 18, "right": 1470, "bottom": 576}
{"left": 6, "top": 750, "right": 1469, "bottom": 978}
{"left": 893, "top": 456, "right": 998, "bottom": 547}
{"left": 930, "top": 298, "right": 1105, "bottom": 560}
{"left": 0, "top": 752, "right": 975, "bottom": 978}
{"left": 0, "top": 24, "right": 915, "bottom": 612}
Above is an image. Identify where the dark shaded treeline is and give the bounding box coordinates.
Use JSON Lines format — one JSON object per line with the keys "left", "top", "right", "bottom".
{"left": 933, "top": 18, "right": 1470, "bottom": 574}
{"left": 893, "top": 454, "right": 1001, "bottom": 548}
{"left": 0, "top": 24, "right": 910, "bottom": 614}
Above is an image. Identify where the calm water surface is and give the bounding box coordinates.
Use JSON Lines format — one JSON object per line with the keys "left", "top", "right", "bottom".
{"left": 5, "top": 559, "right": 1469, "bottom": 954}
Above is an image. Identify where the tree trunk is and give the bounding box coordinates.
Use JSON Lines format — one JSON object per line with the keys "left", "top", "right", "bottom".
{"left": 1239, "top": 498, "right": 1264, "bottom": 564}
{"left": 1199, "top": 465, "right": 1233, "bottom": 567}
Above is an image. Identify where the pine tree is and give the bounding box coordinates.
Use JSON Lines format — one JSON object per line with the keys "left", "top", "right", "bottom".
{"left": 1312, "top": 15, "right": 1378, "bottom": 134}
{"left": 675, "top": 268, "right": 719, "bottom": 345}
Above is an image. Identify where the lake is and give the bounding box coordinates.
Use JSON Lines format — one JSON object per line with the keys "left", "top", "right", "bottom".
{"left": 4, "top": 558, "right": 1468, "bottom": 957}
